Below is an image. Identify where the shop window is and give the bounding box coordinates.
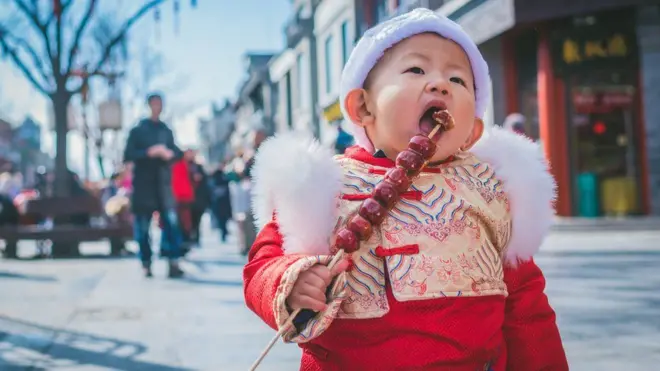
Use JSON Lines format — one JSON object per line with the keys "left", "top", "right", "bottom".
{"left": 375, "top": 0, "right": 388, "bottom": 23}
{"left": 325, "top": 35, "right": 334, "bottom": 94}
{"left": 514, "top": 30, "right": 540, "bottom": 141}
{"left": 567, "top": 70, "right": 642, "bottom": 217}
{"left": 296, "top": 53, "right": 310, "bottom": 109}
{"left": 285, "top": 72, "right": 293, "bottom": 128}
{"left": 341, "top": 21, "right": 350, "bottom": 66}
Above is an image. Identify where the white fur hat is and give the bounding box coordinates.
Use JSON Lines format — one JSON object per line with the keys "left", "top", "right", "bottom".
{"left": 339, "top": 8, "right": 491, "bottom": 152}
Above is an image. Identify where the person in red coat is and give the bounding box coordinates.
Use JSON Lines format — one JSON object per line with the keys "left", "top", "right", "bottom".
{"left": 244, "top": 9, "right": 568, "bottom": 371}
{"left": 171, "top": 153, "right": 195, "bottom": 241}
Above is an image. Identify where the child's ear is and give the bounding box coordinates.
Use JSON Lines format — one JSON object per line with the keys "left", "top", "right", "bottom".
{"left": 463, "top": 117, "right": 484, "bottom": 150}
{"left": 344, "top": 88, "right": 375, "bottom": 128}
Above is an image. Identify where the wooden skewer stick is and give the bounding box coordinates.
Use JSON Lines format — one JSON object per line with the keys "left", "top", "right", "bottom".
{"left": 249, "top": 250, "right": 346, "bottom": 371}
{"left": 427, "top": 120, "right": 443, "bottom": 141}
{"left": 249, "top": 120, "right": 445, "bottom": 371}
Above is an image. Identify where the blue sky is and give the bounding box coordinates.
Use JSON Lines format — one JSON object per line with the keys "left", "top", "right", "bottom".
{"left": 0, "top": 0, "right": 290, "bottom": 178}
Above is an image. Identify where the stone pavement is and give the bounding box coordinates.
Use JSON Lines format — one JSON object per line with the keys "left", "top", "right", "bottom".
{"left": 552, "top": 216, "right": 660, "bottom": 232}
{"left": 1, "top": 221, "right": 659, "bottom": 371}
{"left": 538, "top": 230, "right": 660, "bottom": 370}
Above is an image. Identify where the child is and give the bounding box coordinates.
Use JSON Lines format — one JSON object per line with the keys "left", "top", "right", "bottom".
{"left": 244, "top": 8, "right": 568, "bottom": 371}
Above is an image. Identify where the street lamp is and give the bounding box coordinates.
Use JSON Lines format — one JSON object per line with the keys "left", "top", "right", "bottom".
{"left": 70, "top": 67, "right": 124, "bottom": 179}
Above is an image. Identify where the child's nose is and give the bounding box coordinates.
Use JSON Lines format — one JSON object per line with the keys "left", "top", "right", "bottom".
{"left": 425, "top": 78, "right": 451, "bottom": 97}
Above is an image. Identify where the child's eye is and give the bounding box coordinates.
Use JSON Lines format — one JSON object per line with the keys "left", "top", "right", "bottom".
{"left": 450, "top": 76, "right": 466, "bottom": 86}
{"left": 405, "top": 67, "right": 425, "bottom": 75}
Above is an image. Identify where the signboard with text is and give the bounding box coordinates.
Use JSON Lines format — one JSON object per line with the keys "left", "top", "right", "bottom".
{"left": 551, "top": 25, "right": 638, "bottom": 76}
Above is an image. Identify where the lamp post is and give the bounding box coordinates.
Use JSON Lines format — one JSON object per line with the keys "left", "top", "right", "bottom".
{"left": 70, "top": 67, "right": 124, "bottom": 180}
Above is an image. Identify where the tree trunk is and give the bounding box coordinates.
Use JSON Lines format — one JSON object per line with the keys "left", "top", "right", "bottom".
{"left": 52, "top": 89, "right": 71, "bottom": 198}
{"left": 51, "top": 89, "right": 80, "bottom": 257}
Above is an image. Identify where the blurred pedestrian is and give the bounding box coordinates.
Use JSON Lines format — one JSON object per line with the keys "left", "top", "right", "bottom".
{"left": 210, "top": 163, "right": 232, "bottom": 243}
{"left": 187, "top": 149, "right": 210, "bottom": 246}
{"left": 123, "top": 93, "right": 185, "bottom": 278}
{"left": 170, "top": 150, "right": 195, "bottom": 245}
{"left": 234, "top": 129, "right": 265, "bottom": 255}
{"left": 503, "top": 113, "right": 527, "bottom": 136}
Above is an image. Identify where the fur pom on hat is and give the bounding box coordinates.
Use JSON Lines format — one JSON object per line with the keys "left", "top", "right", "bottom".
{"left": 339, "top": 8, "right": 491, "bottom": 153}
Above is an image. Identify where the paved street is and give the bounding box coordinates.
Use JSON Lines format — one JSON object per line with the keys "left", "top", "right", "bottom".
{"left": 1, "top": 218, "right": 659, "bottom": 371}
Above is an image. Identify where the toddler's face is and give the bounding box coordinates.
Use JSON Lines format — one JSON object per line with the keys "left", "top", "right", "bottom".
{"left": 350, "top": 33, "right": 483, "bottom": 162}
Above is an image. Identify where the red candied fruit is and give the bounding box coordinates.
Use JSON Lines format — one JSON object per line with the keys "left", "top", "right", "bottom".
{"left": 395, "top": 150, "right": 425, "bottom": 177}
{"left": 408, "top": 135, "right": 437, "bottom": 160}
{"left": 384, "top": 167, "right": 412, "bottom": 193}
{"left": 359, "top": 198, "right": 388, "bottom": 225}
{"left": 433, "top": 110, "right": 455, "bottom": 130}
{"left": 373, "top": 181, "right": 399, "bottom": 209}
{"left": 335, "top": 227, "right": 359, "bottom": 253}
{"left": 347, "top": 214, "right": 373, "bottom": 241}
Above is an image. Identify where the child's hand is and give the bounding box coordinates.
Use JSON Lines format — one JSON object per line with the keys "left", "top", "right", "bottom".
{"left": 286, "top": 259, "right": 351, "bottom": 312}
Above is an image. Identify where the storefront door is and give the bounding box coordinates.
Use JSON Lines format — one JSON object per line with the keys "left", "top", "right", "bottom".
{"left": 567, "top": 70, "right": 643, "bottom": 217}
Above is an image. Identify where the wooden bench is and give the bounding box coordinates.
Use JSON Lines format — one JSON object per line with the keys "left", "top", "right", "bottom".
{"left": 0, "top": 195, "right": 132, "bottom": 258}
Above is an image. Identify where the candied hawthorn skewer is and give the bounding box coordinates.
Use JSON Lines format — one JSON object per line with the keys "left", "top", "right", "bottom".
{"left": 249, "top": 110, "right": 453, "bottom": 371}
{"left": 433, "top": 109, "right": 455, "bottom": 131}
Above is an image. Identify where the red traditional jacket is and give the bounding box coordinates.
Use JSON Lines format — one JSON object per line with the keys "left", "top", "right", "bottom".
{"left": 244, "top": 128, "right": 568, "bottom": 371}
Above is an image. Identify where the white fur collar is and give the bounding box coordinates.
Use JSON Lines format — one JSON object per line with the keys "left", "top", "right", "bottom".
{"left": 471, "top": 127, "right": 557, "bottom": 264}
{"left": 251, "top": 127, "right": 556, "bottom": 265}
{"left": 251, "top": 132, "right": 343, "bottom": 254}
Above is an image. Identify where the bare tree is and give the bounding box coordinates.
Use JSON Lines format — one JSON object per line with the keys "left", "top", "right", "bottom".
{"left": 0, "top": 0, "right": 167, "bottom": 196}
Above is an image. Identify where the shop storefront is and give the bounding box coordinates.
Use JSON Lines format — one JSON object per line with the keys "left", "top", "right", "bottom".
{"left": 505, "top": 7, "right": 651, "bottom": 217}
{"left": 554, "top": 10, "right": 644, "bottom": 217}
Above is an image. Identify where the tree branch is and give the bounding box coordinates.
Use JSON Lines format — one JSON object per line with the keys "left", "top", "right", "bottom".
{"left": 65, "top": 0, "right": 98, "bottom": 75}
{"left": 62, "top": 0, "right": 75, "bottom": 11}
{"left": 13, "top": 0, "right": 55, "bottom": 66}
{"left": 0, "top": 27, "right": 52, "bottom": 87}
{"left": 55, "top": 0, "right": 63, "bottom": 78}
{"left": 89, "top": 0, "right": 166, "bottom": 76}
{"left": 0, "top": 28, "right": 50, "bottom": 96}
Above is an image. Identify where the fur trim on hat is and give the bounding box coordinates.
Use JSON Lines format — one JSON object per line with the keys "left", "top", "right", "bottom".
{"left": 340, "top": 8, "right": 491, "bottom": 153}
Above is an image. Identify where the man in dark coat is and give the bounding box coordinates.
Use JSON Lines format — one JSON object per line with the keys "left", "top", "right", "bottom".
{"left": 123, "top": 93, "right": 184, "bottom": 278}
{"left": 210, "top": 164, "right": 232, "bottom": 242}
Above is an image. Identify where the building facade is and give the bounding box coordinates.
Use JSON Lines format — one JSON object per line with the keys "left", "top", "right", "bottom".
{"left": 197, "top": 100, "right": 236, "bottom": 164}
{"left": 490, "top": 0, "right": 660, "bottom": 217}
{"left": 315, "top": 0, "right": 357, "bottom": 151}
{"left": 0, "top": 117, "right": 52, "bottom": 183}
{"left": 230, "top": 53, "right": 277, "bottom": 155}
{"left": 269, "top": 0, "right": 321, "bottom": 139}
{"left": 435, "top": 0, "right": 660, "bottom": 217}
{"left": 268, "top": 0, "right": 660, "bottom": 217}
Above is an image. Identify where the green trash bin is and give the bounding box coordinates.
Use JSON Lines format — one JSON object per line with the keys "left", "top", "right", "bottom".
{"left": 576, "top": 172, "right": 599, "bottom": 217}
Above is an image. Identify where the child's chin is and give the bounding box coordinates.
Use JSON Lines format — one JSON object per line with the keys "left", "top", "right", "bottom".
{"left": 429, "top": 146, "right": 460, "bottom": 163}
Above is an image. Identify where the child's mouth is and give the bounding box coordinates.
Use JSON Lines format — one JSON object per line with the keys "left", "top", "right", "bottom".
{"left": 419, "top": 107, "right": 453, "bottom": 141}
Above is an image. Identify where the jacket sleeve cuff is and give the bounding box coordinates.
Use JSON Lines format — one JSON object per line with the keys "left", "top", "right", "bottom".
{"left": 273, "top": 255, "right": 348, "bottom": 343}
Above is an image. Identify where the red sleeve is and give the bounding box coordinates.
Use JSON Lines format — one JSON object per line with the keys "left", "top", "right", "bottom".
{"left": 243, "top": 221, "right": 303, "bottom": 330}
{"left": 503, "top": 259, "right": 568, "bottom": 371}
